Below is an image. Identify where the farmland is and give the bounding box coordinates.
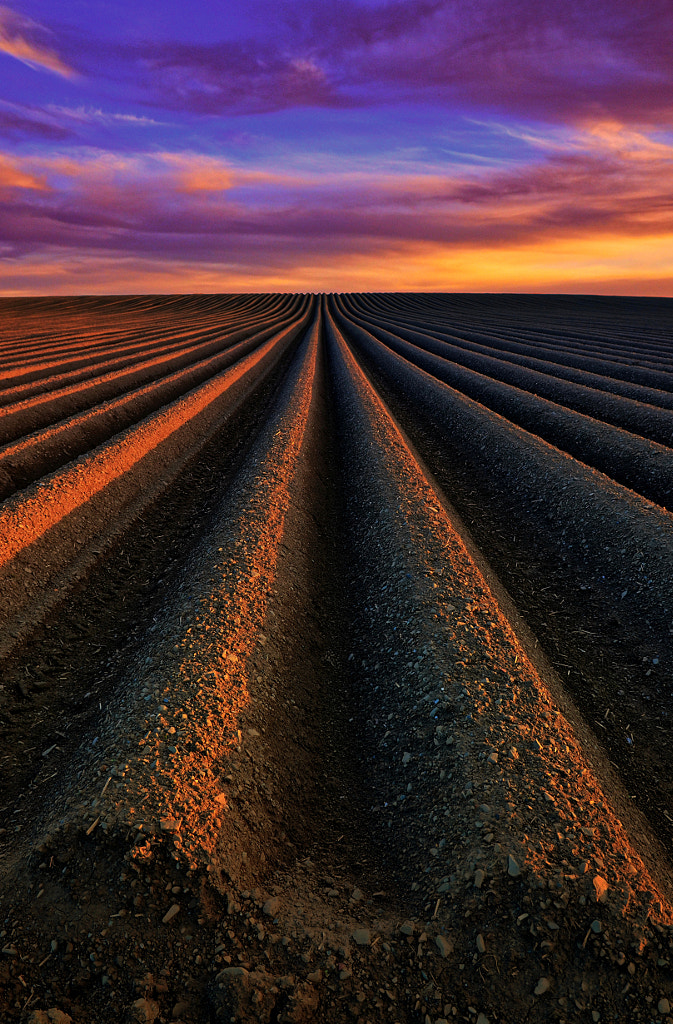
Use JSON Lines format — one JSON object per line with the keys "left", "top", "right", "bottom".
{"left": 1, "top": 292, "right": 673, "bottom": 1023}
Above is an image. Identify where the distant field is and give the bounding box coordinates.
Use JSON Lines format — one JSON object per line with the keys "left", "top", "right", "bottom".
{"left": 1, "top": 293, "right": 673, "bottom": 1023}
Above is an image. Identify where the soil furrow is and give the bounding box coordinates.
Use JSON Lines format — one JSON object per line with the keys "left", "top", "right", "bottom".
{"left": 340, "top": 296, "right": 673, "bottom": 447}
{"left": 0, "top": 295, "right": 291, "bottom": 382}
{"left": 0, "top": 298, "right": 306, "bottom": 441}
{"left": 360, "top": 294, "right": 673, "bottom": 386}
{"left": 337, "top": 298, "right": 673, "bottom": 509}
{"left": 331, "top": 297, "right": 673, "bottom": 881}
{"left": 0, "top": 304, "right": 313, "bottom": 663}
{"left": 0, "top": 303, "right": 310, "bottom": 500}
{"left": 349, "top": 294, "right": 673, "bottom": 410}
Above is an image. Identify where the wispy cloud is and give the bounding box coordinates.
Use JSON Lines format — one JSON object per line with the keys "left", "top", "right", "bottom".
{"left": 125, "top": 40, "right": 353, "bottom": 116}
{"left": 48, "top": 106, "right": 168, "bottom": 127}
{"left": 0, "top": 100, "right": 73, "bottom": 140}
{"left": 0, "top": 6, "right": 76, "bottom": 78}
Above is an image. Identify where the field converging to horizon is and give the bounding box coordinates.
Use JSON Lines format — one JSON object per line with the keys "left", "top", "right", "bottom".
{"left": 0, "top": 292, "right": 673, "bottom": 1024}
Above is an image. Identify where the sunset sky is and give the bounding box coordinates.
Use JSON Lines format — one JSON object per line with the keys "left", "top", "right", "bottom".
{"left": 1, "top": 0, "right": 672, "bottom": 294}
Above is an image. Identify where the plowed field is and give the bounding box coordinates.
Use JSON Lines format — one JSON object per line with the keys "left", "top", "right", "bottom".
{"left": 1, "top": 293, "right": 673, "bottom": 1024}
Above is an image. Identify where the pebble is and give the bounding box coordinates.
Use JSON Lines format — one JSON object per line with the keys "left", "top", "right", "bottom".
{"left": 659, "top": 998, "right": 671, "bottom": 1015}
{"left": 27, "top": 1014, "right": 72, "bottom": 1024}
{"left": 436, "top": 935, "right": 453, "bottom": 958}
{"left": 534, "top": 978, "right": 550, "bottom": 995}
{"left": 476, "top": 1015, "right": 490, "bottom": 1024}
{"left": 162, "top": 904, "right": 181, "bottom": 924}
{"left": 476, "top": 933, "right": 486, "bottom": 953}
{"left": 590, "top": 920, "right": 602, "bottom": 933}
{"left": 263, "top": 897, "right": 280, "bottom": 917}
{"left": 217, "top": 966, "right": 248, "bottom": 981}
{"left": 352, "top": 928, "right": 371, "bottom": 946}
{"left": 474, "top": 869, "right": 485, "bottom": 888}
{"left": 507, "top": 855, "right": 521, "bottom": 877}
{"left": 129, "top": 998, "right": 160, "bottom": 1023}
{"left": 592, "top": 876, "right": 608, "bottom": 903}
{"left": 400, "top": 921, "right": 415, "bottom": 936}
{"left": 306, "top": 970, "right": 322, "bottom": 983}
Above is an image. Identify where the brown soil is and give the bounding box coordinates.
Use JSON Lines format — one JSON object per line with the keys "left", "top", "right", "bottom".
{"left": 0, "top": 295, "right": 673, "bottom": 1024}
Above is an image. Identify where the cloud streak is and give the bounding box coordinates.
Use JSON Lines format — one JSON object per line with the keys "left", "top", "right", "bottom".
{"left": 0, "top": 6, "right": 75, "bottom": 78}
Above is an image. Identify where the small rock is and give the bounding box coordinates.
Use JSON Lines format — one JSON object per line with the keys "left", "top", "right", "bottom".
{"left": 590, "top": 920, "right": 602, "bottom": 933}
{"left": 159, "top": 817, "right": 179, "bottom": 832}
{"left": 592, "top": 876, "right": 608, "bottom": 903}
{"left": 487, "top": 752, "right": 498, "bottom": 763}
{"left": 352, "top": 928, "right": 370, "bottom": 946}
{"left": 289, "top": 980, "right": 319, "bottom": 1016}
{"left": 534, "top": 978, "right": 550, "bottom": 995}
{"left": 476, "top": 934, "right": 486, "bottom": 953}
{"left": 306, "top": 970, "right": 322, "bottom": 984}
{"left": 351, "top": 888, "right": 364, "bottom": 902}
{"left": 659, "top": 998, "right": 671, "bottom": 1015}
{"left": 263, "top": 897, "right": 280, "bottom": 917}
{"left": 474, "top": 869, "right": 486, "bottom": 889}
{"left": 217, "top": 966, "right": 249, "bottom": 981}
{"left": 128, "top": 998, "right": 160, "bottom": 1023}
{"left": 476, "top": 1015, "right": 489, "bottom": 1024}
{"left": 399, "top": 921, "right": 415, "bottom": 936}
{"left": 507, "top": 855, "right": 521, "bottom": 877}
{"left": 436, "top": 935, "right": 453, "bottom": 958}
{"left": 162, "top": 904, "right": 181, "bottom": 924}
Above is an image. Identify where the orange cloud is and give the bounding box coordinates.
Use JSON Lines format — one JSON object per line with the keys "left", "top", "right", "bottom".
{"left": 0, "top": 153, "right": 47, "bottom": 191}
{"left": 160, "top": 154, "right": 234, "bottom": 194}
{"left": 0, "top": 6, "right": 75, "bottom": 78}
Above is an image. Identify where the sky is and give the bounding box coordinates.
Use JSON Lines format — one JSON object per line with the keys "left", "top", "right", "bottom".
{"left": 0, "top": 0, "right": 672, "bottom": 295}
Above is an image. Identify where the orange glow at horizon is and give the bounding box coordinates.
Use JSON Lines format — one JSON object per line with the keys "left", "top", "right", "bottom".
{"left": 1, "top": 229, "right": 672, "bottom": 296}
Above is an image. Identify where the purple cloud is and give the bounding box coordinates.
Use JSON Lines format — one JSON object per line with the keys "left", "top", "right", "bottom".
{"left": 105, "top": 0, "right": 673, "bottom": 124}
{"left": 6, "top": 1, "right": 672, "bottom": 124}
{"left": 0, "top": 102, "right": 73, "bottom": 140}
